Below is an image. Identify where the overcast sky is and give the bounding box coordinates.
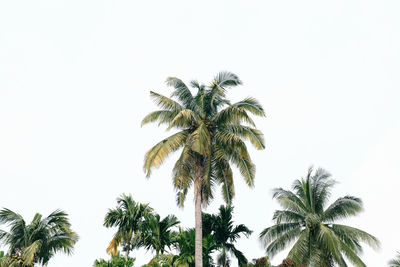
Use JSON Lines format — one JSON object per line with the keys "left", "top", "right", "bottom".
{"left": 1, "top": 1, "right": 399, "bottom": 266}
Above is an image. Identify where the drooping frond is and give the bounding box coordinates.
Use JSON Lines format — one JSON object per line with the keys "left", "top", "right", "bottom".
{"left": 144, "top": 130, "right": 189, "bottom": 177}
{"left": 213, "top": 105, "right": 257, "bottom": 127}
{"left": 272, "top": 210, "right": 305, "bottom": 224}
{"left": 150, "top": 91, "right": 183, "bottom": 111}
{"left": 331, "top": 224, "right": 380, "bottom": 249}
{"left": 167, "top": 77, "right": 195, "bottom": 110}
{"left": 317, "top": 224, "right": 346, "bottom": 266}
{"left": 211, "top": 71, "right": 242, "bottom": 89}
{"left": 260, "top": 223, "right": 302, "bottom": 245}
{"left": 322, "top": 196, "right": 363, "bottom": 222}
{"left": 272, "top": 188, "right": 308, "bottom": 215}
{"left": 219, "top": 125, "right": 265, "bottom": 150}
{"left": 337, "top": 238, "right": 366, "bottom": 267}
{"left": 173, "top": 146, "right": 194, "bottom": 207}
{"left": 264, "top": 227, "right": 302, "bottom": 257}
{"left": 141, "top": 110, "right": 180, "bottom": 127}
{"left": 167, "top": 109, "right": 200, "bottom": 130}
{"left": 214, "top": 157, "right": 235, "bottom": 205}
{"left": 287, "top": 229, "right": 311, "bottom": 265}
{"left": 189, "top": 123, "right": 211, "bottom": 156}
{"left": 21, "top": 240, "right": 41, "bottom": 265}
{"left": 231, "top": 97, "right": 265, "bottom": 117}
{"left": 106, "top": 233, "right": 121, "bottom": 256}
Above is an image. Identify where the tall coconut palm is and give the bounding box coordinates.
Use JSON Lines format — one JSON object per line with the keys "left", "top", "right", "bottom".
{"left": 208, "top": 206, "right": 252, "bottom": 267}
{"left": 260, "top": 167, "right": 379, "bottom": 267}
{"left": 104, "top": 194, "right": 153, "bottom": 259}
{"left": 389, "top": 252, "right": 400, "bottom": 267}
{"left": 0, "top": 208, "right": 78, "bottom": 266}
{"left": 141, "top": 214, "right": 180, "bottom": 256}
{"left": 142, "top": 71, "right": 265, "bottom": 267}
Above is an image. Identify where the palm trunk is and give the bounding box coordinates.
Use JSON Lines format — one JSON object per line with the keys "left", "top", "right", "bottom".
{"left": 125, "top": 245, "right": 129, "bottom": 261}
{"left": 194, "top": 176, "right": 203, "bottom": 267}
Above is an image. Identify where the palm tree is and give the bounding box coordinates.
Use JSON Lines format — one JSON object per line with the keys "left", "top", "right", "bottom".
{"left": 141, "top": 214, "right": 180, "bottom": 256}
{"left": 173, "top": 228, "right": 219, "bottom": 267}
{"left": 260, "top": 167, "right": 380, "bottom": 267}
{"left": 204, "top": 206, "right": 252, "bottom": 267}
{"left": 389, "top": 252, "right": 400, "bottom": 267}
{"left": 142, "top": 71, "right": 265, "bottom": 267}
{"left": 104, "top": 194, "right": 153, "bottom": 259}
{"left": 0, "top": 208, "right": 78, "bottom": 266}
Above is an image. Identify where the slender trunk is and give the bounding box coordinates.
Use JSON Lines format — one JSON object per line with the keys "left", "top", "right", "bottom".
{"left": 222, "top": 247, "right": 226, "bottom": 267}
{"left": 194, "top": 176, "right": 203, "bottom": 267}
{"left": 125, "top": 245, "right": 129, "bottom": 261}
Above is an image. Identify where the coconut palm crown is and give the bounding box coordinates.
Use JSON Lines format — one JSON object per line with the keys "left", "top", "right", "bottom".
{"left": 260, "top": 167, "right": 380, "bottom": 267}
{"left": 142, "top": 71, "right": 265, "bottom": 267}
{"left": 0, "top": 208, "right": 78, "bottom": 266}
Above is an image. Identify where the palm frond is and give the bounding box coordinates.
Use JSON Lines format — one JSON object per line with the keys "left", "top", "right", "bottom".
{"left": 150, "top": 91, "right": 183, "bottom": 111}
{"left": 141, "top": 110, "right": 180, "bottom": 127}
{"left": 264, "top": 227, "right": 302, "bottom": 257}
{"left": 322, "top": 196, "right": 363, "bottom": 222}
{"left": 167, "top": 77, "right": 194, "bottom": 109}
{"left": 219, "top": 125, "right": 265, "bottom": 149}
{"left": 317, "top": 224, "right": 346, "bottom": 266}
{"left": 167, "top": 109, "right": 200, "bottom": 130}
{"left": 260, "top": 223, "right": 302, "bottom": 245}
{"left": 331, "top": 224, "right": 380, "bottom": 249}
{"left": 189, "top": 123, "right": 211, "bottom": 155}
{"left": 144, "top": 130, "right": 189, "bottom": 177}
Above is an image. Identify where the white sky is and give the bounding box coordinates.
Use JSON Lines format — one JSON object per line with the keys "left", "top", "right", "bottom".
{"left": 0, "top": 1, "right": 399, "bottom": 266}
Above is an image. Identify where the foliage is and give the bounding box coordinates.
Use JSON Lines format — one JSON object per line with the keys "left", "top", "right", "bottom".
{"left": 389, "top": 252, "right": 400, "bottom": 267}
{"left": 0, "top": 208, "right": 78, "bottom": 266}
{"left": 93, "top": 254, "right": 135, "bottom": 267}
{"left": 141, "top": 214, "right": 180, "bottom": 256}
{"left": 104, "top": 194, "right": 153, "bottom": 257}
{"left": 142, "top": 71, "right": 265, "bottom": 207}
{"left": 142, "top": 71, "right": 265, "bottom": 267}
{"left": 172, "top": 228, "right": 218, "bottom": 267}
{"left": 203, "top": 206, "right": 252, "bottom": 266}
{"left": 259, "top": 167, "right": 380, "bottom": 267}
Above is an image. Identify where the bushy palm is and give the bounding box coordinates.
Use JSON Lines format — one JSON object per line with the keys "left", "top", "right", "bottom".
{"left": 93, "top": 254, "right": 135, "bottom": 267}
{"left": 0, "top": 208, "right": 78, "bottom": 266}
{"left": 142, "top": 71, "right": 265, "bottom": 267}
{"left": 204, "top": 206, "right": 252, "bottom": 267}
{"left": 389, "top": 252, "right": 400, "bottom": 267}
{"left": 260, "top": 167, "right": 379, "bottom": 267}
{"left": 141, "top": 214, "right": 180, "bottom": 256}
{"left": 104, "top": 194, "right": 153, "bottom": 259}
{"left": 173, "top": 228, "right": 218, "bottom": 267}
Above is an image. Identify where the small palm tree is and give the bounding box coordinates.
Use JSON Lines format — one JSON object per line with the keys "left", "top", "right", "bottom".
{"left": 142, "top": 72, "right": 265, "bottom": 267}
{"left": 204, "top": 206, "right": 252, "bottom": 267}
{"left": 0, "top": 208, "right": 78, "bottom": 266}
{"left": 260, "top": 167, "right": 380, "bottom": 267}
{"left": 389, "top": 252, "right": 400, "bottom": 267}
{"left": 141, "top": 214, "right": 180, "bottom": 256}
{"left": 173, "top": 228, "right": 218, "bottom": 267}
{"left": 104, "top": 194, "right": 153, "bottom": 259}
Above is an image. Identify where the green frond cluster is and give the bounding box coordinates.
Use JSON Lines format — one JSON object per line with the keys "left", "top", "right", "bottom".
{"left": 104, "top": 194, "right": 153, "bottom": 257}
{"left": 260, "top": 167, "right": 380, "bottom": 267}
{"left": 0, "top": 208, "right": 78, "bottom": 266}
{"left": 142, "top": 71, "right": 265, "bottom": 207}
{"left": 389, "top": 252, "right": 400, "bottom": 267}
